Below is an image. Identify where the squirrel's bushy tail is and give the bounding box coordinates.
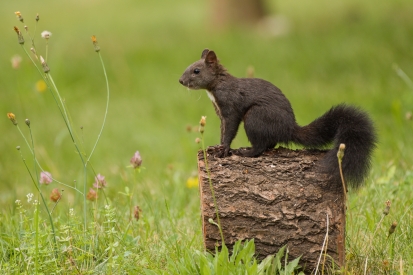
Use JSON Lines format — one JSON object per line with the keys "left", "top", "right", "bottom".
{"left": 294, "top": 104, "right": 377, "bottom": 188}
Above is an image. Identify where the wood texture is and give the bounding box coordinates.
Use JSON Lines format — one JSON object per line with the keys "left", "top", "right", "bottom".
{"left": 197, "top": 146, "right": 345, "bottom": 272}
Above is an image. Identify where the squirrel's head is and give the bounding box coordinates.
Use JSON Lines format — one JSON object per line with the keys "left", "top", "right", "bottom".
{"left": 179, "top": 49, "right": 223, "bottom": 90}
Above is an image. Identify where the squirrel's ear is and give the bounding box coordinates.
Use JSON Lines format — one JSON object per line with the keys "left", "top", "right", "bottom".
{"left": 201, "top": 49, "right": 209, "bottom": 59}
{"left": 205, "top": 50, "right": 218, "bottom": 65}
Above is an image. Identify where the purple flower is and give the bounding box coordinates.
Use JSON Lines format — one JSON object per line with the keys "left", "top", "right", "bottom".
{"left": 39, "top": 171, "right": 53, "bottom": 185}
{"left": 93, "top": 174, "right": 107, "bottom": 189}
{"left": 130, "top": 151, "right": 142, "bottom": 169}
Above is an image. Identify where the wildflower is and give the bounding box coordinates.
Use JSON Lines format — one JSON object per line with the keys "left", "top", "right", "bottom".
{"left": 26, "top": 193, "right": 34, "bottom": 203}
{"left": 50, "top": 188, "right": 62, "bottom": 202}
{"left": 7, "top": 113, "right": 18, "bottom": 125}
{"left": 199, "top": 116, "right": 206, "bottom": 133}
{"left": 200, "top": 116, "right": 206, "bottom": 127}
{"left": 41, "top": 30, "right": 52, "bottom": 39}
{"left": 15, "top": 11, "right": 24, "bottom": 23}
{"left": 15, "top": 199, "right": 21, "bottom": 205}
{"left": 133, "top": 206, "right": 142, "bottom": 221}
{"left": 388, "top": 221, "right": 397, "bottom": 237}
{"left": 35, "top": 13, "right": 39, "bottom": 22}
{"left": 86, "top": 188, "right": 98, "bottom": 201}
{"left": 69, "top": 208, "right": 74, "bottom": 216}
{"left": 35, "top": 80, "right": 47, "bottom": 93}
{"left": 130, "top": 151, "right": 142, "bottom": 169}
{"left": 91, "top": 35, "right": 100, "bottom": 52}
{"left": 11, "top": 55, "right": 22, "bottom": 69}
{"left": 25, "top": 119, "right": 30, "bottom": 127}
{"left": 383, "top": 200, "right": 391, "bottom": 216}
{"left": 186, "top": 176, "right": 199, "bottom": 188}
{"left": 13, "top": 26, "right": 24, "bottom": 44}
{"left": 39, "top": 56, "right": 50, "bottom": 73}
{"left": 39, "top": 171, "right": 53, "bottom": 185}
{"left": 93, "top": 174, "right": 107, "bottom": 189}
{"left": 33, "top": 200, "right": 39, "bottom": 206}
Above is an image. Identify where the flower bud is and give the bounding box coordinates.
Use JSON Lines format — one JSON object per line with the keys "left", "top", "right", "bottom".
{"left": 13, "top": 26, "right": 25, "bottom": 45}
{"left": 337, "top": 143, "right": 345, "bottom": 161}
{"left": 91, "top": 35, "right": 100, "bottom": 52}
{"left": 86, "top": 188, "right": 98, "bottom": 201}
{"left": 7, "top": 113, "right": 18, "bottom": 125}
{"left": 133, "top": 206, "right": 142, "bottom": 221}
{"left": 50, "top": 188, "right": 62, "bottom": 202}
{"left": 383, "top": 200, "right": 391, "bottom": 216}
{"left": 15, "top": 11, "right": 24, "bottom": 23}
{"left": 40, "top": 56, "right": 50, "bottom": 73}
{"left": 25, "top": 119, "right": 30, "bottom": 127}
{"left": 388, "top": 221, "right": 397, "bottom": 236}
{"left": 130, "top": 151, "right": 143, "bottom": 169}
{"left": 199, "top": 116, "right": 206, "bottom": 127}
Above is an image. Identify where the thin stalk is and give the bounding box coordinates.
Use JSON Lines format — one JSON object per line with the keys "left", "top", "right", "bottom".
{"left": 86, "top": 51, "right": 110, "bottom": 164}
{"left": 34, "top": 198, "right": 39, "bottom": 273}
{"left": 18, "top": 149, "right": 58, "bottom": 259}
{"left": 19, "top": 46, "right": 82, "bottom": 193}
{"left": 201, "top": 136, "right": 225, "bottom": 244}
{"left": 46, "top": 73, "right": 88, "bottom": 231}
{"left": 16, "top": 125, "right": 82, "bottom": 193}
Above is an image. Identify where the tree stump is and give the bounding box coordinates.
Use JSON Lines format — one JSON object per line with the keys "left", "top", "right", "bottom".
{"left": 197, "top": 146, "right": 345, "bottom": 272}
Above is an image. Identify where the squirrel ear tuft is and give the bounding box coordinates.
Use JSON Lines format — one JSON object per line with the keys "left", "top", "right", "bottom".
{"left": 205, "top": 50, "right": 218, "bottom": 65}
{"left": 201, "top": 49, "right": 209, "bottom": 59}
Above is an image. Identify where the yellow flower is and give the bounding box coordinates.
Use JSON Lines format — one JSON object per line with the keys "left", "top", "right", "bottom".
{"left": 186, "top": 176, "right": 199, "bottom": 188}
{"left": 7, "top": 113, "right": 17, "bottom": 125}
{"left": 35, "top": 80, "right": 47, "bottom": 92}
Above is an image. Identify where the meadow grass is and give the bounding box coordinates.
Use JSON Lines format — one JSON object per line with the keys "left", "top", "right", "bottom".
{"left": 1, "top": 0, "right": 413, "bottom": 273}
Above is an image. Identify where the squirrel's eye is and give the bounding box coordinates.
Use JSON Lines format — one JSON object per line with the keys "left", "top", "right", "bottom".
{"left": 193, "top": 68, "right": 200, "bottom": 74}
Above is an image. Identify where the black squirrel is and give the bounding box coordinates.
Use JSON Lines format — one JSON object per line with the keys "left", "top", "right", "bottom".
{"left": 179, "top": 49, "right": 377, "bottom": 188}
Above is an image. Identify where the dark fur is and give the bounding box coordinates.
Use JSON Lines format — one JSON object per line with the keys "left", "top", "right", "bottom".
{"left": 179, "top": 49, "right": 377, "bottom": 188}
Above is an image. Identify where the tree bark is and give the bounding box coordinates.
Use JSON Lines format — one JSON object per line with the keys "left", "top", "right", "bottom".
{"left": 197, "top": 146, "right": 345, "bottom": 272}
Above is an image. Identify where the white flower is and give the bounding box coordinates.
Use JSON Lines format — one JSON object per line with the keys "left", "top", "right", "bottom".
{"left": 41, "top": 30, "right": 52, "bottom": 39}
{"left": 69, "top": 208, "right": 74, "bottom": 216}
{"left": 26, "top": 193, "right": 34, "bottom": 203}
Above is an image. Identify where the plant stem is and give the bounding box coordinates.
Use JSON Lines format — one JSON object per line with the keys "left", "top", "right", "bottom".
{"left": 200, "top": 137, "right": 225, "bottom": 244}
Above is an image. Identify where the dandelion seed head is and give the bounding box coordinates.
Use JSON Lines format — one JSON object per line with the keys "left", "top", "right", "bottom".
{"left": 41, "top": 30, "right": 52, "bottom": 39}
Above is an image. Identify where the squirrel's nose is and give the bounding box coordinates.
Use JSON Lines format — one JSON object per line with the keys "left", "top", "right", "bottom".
{"left": 179, "top": 79, "right": 184, "bottom": 85}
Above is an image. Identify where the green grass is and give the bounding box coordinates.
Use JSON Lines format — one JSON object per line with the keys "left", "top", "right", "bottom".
{"left": 1, "top": 0, "right": 413, "bottom": 273}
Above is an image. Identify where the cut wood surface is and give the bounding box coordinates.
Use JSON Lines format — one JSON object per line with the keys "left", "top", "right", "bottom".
{"left": 197, "top": 146, "right": 345, "bottom": 272}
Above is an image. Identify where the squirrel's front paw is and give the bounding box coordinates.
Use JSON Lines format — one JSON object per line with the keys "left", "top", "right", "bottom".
{"left": 215, "top": 145, "right": 231, "bottom": 158}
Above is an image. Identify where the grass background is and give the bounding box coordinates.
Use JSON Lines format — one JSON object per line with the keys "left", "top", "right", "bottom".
{"left": 1, "top": 0, "right": 413, "bottom": 273}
